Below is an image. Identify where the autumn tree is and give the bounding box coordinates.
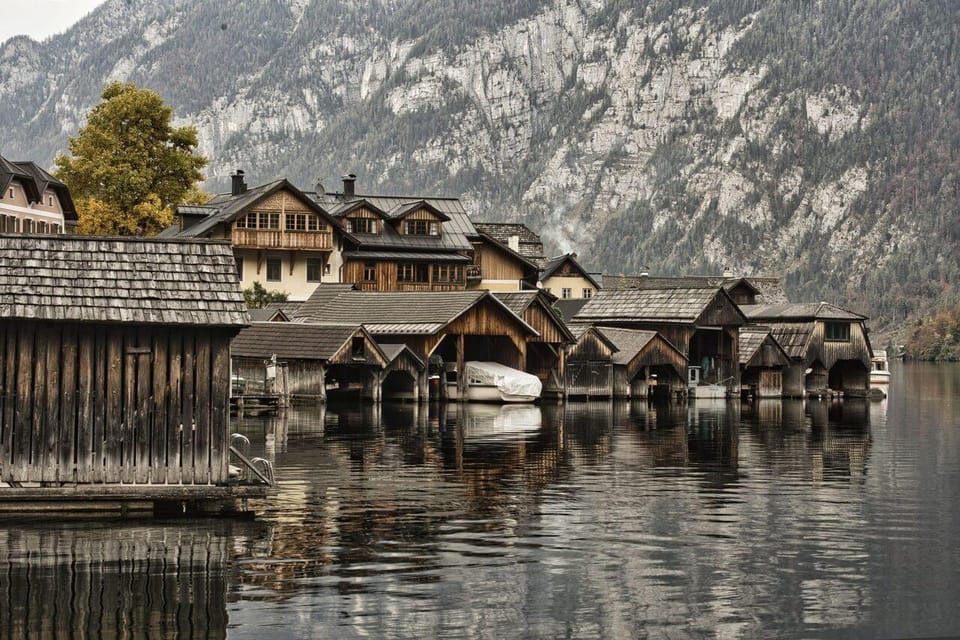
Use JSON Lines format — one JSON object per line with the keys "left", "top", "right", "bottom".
{"left": 55, "top": 82, "right": 207, "bottom": 236}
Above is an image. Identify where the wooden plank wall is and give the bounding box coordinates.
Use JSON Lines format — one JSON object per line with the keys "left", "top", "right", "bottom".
{"left": 477, "top": 242, "right": 525, "bottom": 281}
{"left": 345, "top": 260, "right": 464, "bottom": 292}
{"left": 0, "top": 320, "right": 231, "bottom": 485}
{"left": 0, "top": 526, "right": 228, "bottom": 638}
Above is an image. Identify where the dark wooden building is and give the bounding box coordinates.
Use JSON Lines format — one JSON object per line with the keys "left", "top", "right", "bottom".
{"left": 564, "top": 327, "right": 686, "bottom": 399}
{"left": 0, "top": 235, "right": 264, "bottom": 515}
{"left": 741, "top": 303, "right": 873, "bottom": 397}
{"left": 493, "top": 291, "right": 574, "bottom": 385}
{"left": 231, "top": 322, "right": 389, "bottom": 403}
{"left": 739, "top": 326, "right": 792, "bottom": 398}
{"left": 573, "top": 287, "right": 747, "bottom": 396}
{"left": 294, "top": 286, "right": 538, "bottom": 398}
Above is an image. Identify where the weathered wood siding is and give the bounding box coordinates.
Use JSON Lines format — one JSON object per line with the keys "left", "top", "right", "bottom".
{"left": 0, "top": 320, "right": 231, "bottom": 485}
{"left": 344, "top": 260, "right": 464, "bottom": 292}
{"left": 522, "top": 304, "right": 569, "bottom": 345}
{"left": 807, "top": 321, "right": 872, "bottom": 371}
{"left": 476, "top": 242, "right": 525, "bottom": 281}
{"left": 565, "top": 330, "right": 615, "bottom": 397}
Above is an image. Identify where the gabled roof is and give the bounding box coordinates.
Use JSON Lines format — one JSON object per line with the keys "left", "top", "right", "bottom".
{"left": 312, "top": 190, "right": 476, "bottom": 252}
{"left": 379, "top": 343, "right": 426, "bottom": 369}
{"left": 574, "top": 287, "right": 746, "bottom": 325}
{"left": 603, "top": 274, "right": 761, "bottom": 296}
{"left": 385, "top": 200, "right": 451, "bottom": 222}
{"left": 0, "top": 155, "right": 77, "bottom": 220}
{"left": 472, "top": 222, "right": 544, "bottom": 262}
{"left": 0, "top": 235, "right": 247, "bottom": 327}
{"left": 742, "top": 302, "right": 866, "bottom": 322}
{"left": 739, "top": 326, "right": 792, "bottom": 365}
{"left": 171, "top": 179, "right": 347, "bottom": 240}
{"left": 553, "top": 298, "right": 591, "bottom": 321}
{"left": 295, "top": 289, "right": 537, "bottom": 336}
{"left": 231, "top": 322, "right": 385, "bottom": 363}
{"left": 494, "top": 290, "right": 575, "bottom": 342}
{"left": 478, "top": 232, "right": 539, "bottom": 270}
{"left": 594, "top": 327, "right": 659, "bottom": 366}
{"left": 247, "top": 307, "right": 290, "bottom": 322}
{"left": 540, "top": 253, "right": 602, "bottom": 290}
{"left": 326, "top": 198, "right": 390, "bottom": 219}
{"left": 763, "top": 323, "right": 815, "bottom": 359}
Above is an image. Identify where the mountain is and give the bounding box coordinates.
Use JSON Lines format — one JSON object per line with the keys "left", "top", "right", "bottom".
{"left": 2, "top": 0, "right": 958, "bottom": 329}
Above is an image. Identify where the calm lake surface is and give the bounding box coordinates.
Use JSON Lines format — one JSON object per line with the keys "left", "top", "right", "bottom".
{"left": 2, "top": 363, "right": 959, "bottom": 639}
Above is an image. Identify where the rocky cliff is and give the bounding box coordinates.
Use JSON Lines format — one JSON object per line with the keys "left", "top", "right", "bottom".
{"left": 2, "top": 0, "right": 957, "bottom": 327}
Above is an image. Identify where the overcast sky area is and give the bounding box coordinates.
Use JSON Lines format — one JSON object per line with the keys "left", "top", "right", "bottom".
{"left": 0, "top": 0, "right": 107, "bottom": 44}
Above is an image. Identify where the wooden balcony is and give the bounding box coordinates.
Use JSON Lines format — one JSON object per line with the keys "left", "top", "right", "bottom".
{"left": 231, "top": 228, "right": 333, "bottom": 251}
{"left": 465, "top": 265, "right": 482, "bottom": 281}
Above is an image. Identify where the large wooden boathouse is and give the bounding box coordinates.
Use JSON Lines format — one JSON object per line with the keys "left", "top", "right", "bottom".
{"left": 0, "top": 235, "right": 269, "bottom": 516}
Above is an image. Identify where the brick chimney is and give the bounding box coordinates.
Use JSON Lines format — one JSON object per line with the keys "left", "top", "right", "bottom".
{"left": 342, "top": 173, "right": 357, "bottom": 199}
{"left": 231, "top": 170, "right": 247, "bottom": 196}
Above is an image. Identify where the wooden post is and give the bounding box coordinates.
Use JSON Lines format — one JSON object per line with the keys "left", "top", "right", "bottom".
{"left": 319, "top": 365, "right": 327, "bottom": 404}
{"left": 456, "top": 334, "right": 466, "bottom": 401}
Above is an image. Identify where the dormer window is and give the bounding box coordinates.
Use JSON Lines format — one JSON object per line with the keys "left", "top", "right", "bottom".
{"left": 346, "top": 217, "right": 377, "bottom": 234}
{"left": 405, "top": 220, "right": 439, "bottom": 236}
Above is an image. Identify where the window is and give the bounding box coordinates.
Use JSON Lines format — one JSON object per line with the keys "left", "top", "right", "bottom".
{"left": 266, "top": 258, "right": 282, "bottom": 282}
{"left": 347, "top": 217, "right": 376, "bottom": 234}
{"left": 48, "top": 195, "right": 54, "bottom": 206}
{"left": 363, "top": 262, "right": 377, "bottom": 282}
{"left": 38, "top": 221, "right": 48, "bottom": 233}
{"left": 825, "top": 322, "right": 851, "bottom": 341}
{"left": 51, "top": 224, "right": 61, "bottom": 234}
{"left": 398, "top": 262, "right": 429, "bottom": 283}
{"left": 235, "top": 257, "right": 244, "bottom": 280}
{"left": 562, "top": 288, "right": 572, "bottom": 299}
{"left": 306, "top": 258, "right": 323, "bottom": 282}
{"left": 286, "top": 213, "right": 307, "bottom": 231}
{"left": 7, "top": 187, "right": 13, "bottom": 198}
{"left": 351, "top": 336, "right": 366, "bottom": 359}
{"left": 324, "top": 262, "right": 332, "bottom": 275}
{"left": 22, "top": 219, "right": 34, "bottom": 233}
{"left": 582, "top": 288, "right": 593, "bottom": 298}
{"left": 434, "top": 263, "right": 463, "bottom": 283}
{"left": 404, "top": 219, "right": 439, "bottom": 236}
{"left": 235, "top": 211, "right": 280, "bottom": 229}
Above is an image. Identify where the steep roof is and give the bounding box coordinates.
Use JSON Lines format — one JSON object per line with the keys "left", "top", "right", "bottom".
{"left": 171, "top": 179, "right": 345, "bottom": 239}
{"left": 742, "top": 302, "right": 866, "bottom": 322}
{"left": 0, "top": 155, "right": 77, "bottom": 220}
{"left": 738, "top": 326, "right": 791, "bottom": 366}
{"left": 594, "top": 327, "right": 659, "bottom": 366}
{"left": 540, "top": 254, "right": 602, "bottom": 289}
{"left": 764, "top": 323, "right": 815, "bottom": 359}
{"left": 574, "top": 287, "right": 745, "bottom": 324}
{"left": 494, "top": 290, "right": 575, "bottom": 342}
{"left": 0, "top": 235, "right": 247, "bottom": 327}
{"left": 312, "top": 190, "right": 476, "bottom": 252}
{"left": 379, "top": 343, "right": 426, "bottom": 369}
{"left": 472, "top": 222, "right": 544, "bottom": 262}
{"left": 247, "top": 307, "right": 290, "bottom": 322}
{"left": 295, "top": 289, "right": 536, "bottom": 336}
{"left": 231, "top": 322, "right": 382, "bottom": 362}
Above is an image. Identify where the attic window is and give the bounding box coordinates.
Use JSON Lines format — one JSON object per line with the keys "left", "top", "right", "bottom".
{"left": 8, "top": 187, "right": 13, "bottom": 198}
{"left": 405, "top": 220, "right": 439, "bottom": 236}
{"left": 351, "top": 336, "right": 365, "bottom": 359}
{"left": 48, "top": 195, "right": 54, "bottom": 206}
{"left": 347, "top": 217, "right": 376, "bottom": 234}
{"left": 825, "top": 322, "right": 850, "bottom": 342}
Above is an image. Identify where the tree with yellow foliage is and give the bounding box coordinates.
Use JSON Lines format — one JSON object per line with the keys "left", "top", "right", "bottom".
{"left": 55, "top": 82, "right": 208, "bottom": 236}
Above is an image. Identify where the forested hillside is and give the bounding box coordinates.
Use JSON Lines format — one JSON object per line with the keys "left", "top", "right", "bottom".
{"left": 1, "top": 0, "right": 957, "bottom": 329}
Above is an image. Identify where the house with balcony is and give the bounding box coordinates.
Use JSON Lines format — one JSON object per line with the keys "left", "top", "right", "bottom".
{"left": 165, "top": 171, "right": 347, "bottom": 301}
{"left": 310, "top": 175, "right": 478, "bottom": 292}
{"left": 0, "top": 154, "right": 77, "bottom": 234}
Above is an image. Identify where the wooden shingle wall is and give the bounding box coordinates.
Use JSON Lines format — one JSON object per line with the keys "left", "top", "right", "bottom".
{"left": 0, "top": 321, "right": 230, "bottom": 485}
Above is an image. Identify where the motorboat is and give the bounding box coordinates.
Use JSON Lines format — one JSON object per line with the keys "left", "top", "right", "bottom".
{"left": 445, "top": 361, "right": 542, "bottom": 403}
{"left": 870, "top": 351, "right": 891, "bottom": 388}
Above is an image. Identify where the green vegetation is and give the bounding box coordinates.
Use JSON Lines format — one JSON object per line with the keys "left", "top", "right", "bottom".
{"left": 243, "top": 282, "right": 289, "bottom": 309}
{"left": 54, "top": 82, "right": 207, "bottom": 236}
{"left": 904, "top": 308, "right": 960, "bottom": 362}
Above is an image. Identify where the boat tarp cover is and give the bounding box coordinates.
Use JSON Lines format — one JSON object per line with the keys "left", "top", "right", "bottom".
{"left": 464, "top": 361, "right": 542, "bottom": 398}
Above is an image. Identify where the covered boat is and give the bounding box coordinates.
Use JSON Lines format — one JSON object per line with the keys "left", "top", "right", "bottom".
{"left": 446, "top": 361, "right": 542, "bottom": 403}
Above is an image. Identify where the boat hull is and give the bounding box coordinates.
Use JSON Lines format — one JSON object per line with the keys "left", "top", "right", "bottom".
{"left": 446, "top": 383, "right": 537, "bottom": 403}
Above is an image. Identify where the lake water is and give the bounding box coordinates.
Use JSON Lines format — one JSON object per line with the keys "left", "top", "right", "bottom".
{"left": 2, "top": 363, "right": 959, "bottom": 639}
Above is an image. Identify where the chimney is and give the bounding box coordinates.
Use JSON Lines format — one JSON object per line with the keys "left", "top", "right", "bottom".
{"left": 722, "top": 265, "right": 733, "bottom": 277}
{"left": 342, "top": 173, "right": 357, "bottom": 199}
{"left": 231, "top": 170, "right": 247, "bottom": 196}
{"left": 508, "top": 235, "right": 520, "bottom": 252}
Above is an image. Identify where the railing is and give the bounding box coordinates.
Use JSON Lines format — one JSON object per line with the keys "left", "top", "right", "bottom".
{"left": 465, "top": 265, "right": 482, "bottom": 280}
{"left": 231, "top": 228, "right": 332, "bottom": 250}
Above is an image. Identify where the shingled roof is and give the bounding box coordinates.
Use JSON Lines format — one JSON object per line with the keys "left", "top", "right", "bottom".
{"left": 231, "top": 322, "right": 380, "bottom": 361}
{"left": 764, "top": 323, "right": 815, "bottom": 359}
{"left": 295, "top": 289, "right": 536, "bottom": 336}
{"left": 574, "top": 288, "right": 744, "bottom": 324}
{"left": 472, "top": 222, "right": 544, "bottom": 262}
{"left": 540, "top": 253, "right": 602, "bottom": 289}
{"left": 0, "top": 235, "right": 248, "bottom": 326}
{"left": 741, "top": 302, "right": 866, "bottom": 322}
{"left": 594, "top": 327, "right": 659, "bottom": 366}
{"left": 0, "top": 155, "right": 77, "bottom": 220}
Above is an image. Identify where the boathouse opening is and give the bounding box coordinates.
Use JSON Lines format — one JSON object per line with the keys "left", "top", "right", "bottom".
{"left": 382, "top": 369, "right": 417, "bottom": 401}
{"left": 827, "top": 359, "right": 870, "bottom": 395}
{"left": 688, "top": 327, "right": 736, "bottom": 387}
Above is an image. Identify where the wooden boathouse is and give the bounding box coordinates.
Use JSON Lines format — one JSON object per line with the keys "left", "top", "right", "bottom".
{"left": 564, "top": 326, "right": 687, "bottom": 399}
{"left": 572, "top": 287, "right": 747, "bottom": 396}
{"left": 741, "top": 302, "right": 873, "bottom": 397}
{"left": 739, "top": 326, "right": 792, "bottom": 398}
{"left": 0, "top": 235, "right": 269, "bottom": 516}
{"left": 493, "top": 291, "right": 575, "bottom": 388}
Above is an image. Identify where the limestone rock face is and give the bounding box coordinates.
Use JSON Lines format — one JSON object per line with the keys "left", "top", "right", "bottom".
{"left": 1, "top": 0, "right": 955, "bottom": 324}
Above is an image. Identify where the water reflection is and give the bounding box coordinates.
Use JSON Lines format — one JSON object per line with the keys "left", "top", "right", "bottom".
{"left": 7, "top": 365, "right": 960, "bottom": 638}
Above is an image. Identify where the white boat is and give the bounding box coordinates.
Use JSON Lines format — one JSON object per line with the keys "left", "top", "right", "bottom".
{"left": 452, "top": 404, "right": 543, "bottom": 441}
{"left": 871, "top": 351, "right": 891, "bottom": 388}
{"left": 445, "top": 361, "right": 542, "bottom": 403}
